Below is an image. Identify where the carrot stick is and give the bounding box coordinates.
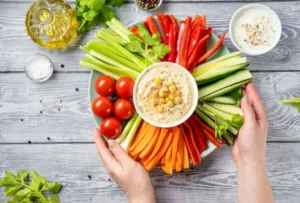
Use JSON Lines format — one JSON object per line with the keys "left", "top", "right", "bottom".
{"left": 177, "top": 132, "right": 184, "bottom": 167}
{"left": 129, "top": 121, "right": 151, "bottom": 152}
{"left": 182, "top": 134, "right": 190, "bottom": 169}
{"left": 139, "top": 128, "right": 160, "bottom": 158}
{"left": 144, "top": 131, "right": 173, "bottom": 171}
{"left": 197, "top": 32, "right": 226, "bottom": 64}
{"left": 143, "top": 128, "right": 169, "bottom": 166}
{"left": 171, "top": 127, "right": 180, "bottom": 169}
{"left": 175, "top": 152, "right": 182, "bottom": 172}
{"left": 131, "top": 126, "right": 157, "bottom": 156}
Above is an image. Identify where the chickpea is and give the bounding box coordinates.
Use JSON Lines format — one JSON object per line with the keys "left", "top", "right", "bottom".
{"left": 167, "top": 79, "right": 175, "bottom": 86}
{"left": 152, "top": 90, "right": 159, "bottom": 97}
{"left": 175, "top": 90, "right": 181, "bottom": 96}
{"left": 159, "top": 98, "right": 165, "bottom": 104}
{"left": 165, "top": 98, "right": 169, "bottom": 103}
{"left": 161, "top": 86, "right": 169, "bottom": 92}
{"left": 169, "top": 85, "right": 177, "bottom": 93}
{"left": 175, "top": 97, "right": 182, "bottom": 104}
{"left": 159, "top": 91, "right": 165, "bottom": 98}
{"left": 155, "top": 77, "right": 162, "bottom": 85}
{"left": 169, "top": 94, "right": 175, "bottom": 101}
{"left": 167, "top": 100, "right": 174, "bottom": 107}
{"left": 157, "top": 105, "right": 164, "bottom": 113}
{"left": 151, "top": 99, "right": 158, "bottom": 106}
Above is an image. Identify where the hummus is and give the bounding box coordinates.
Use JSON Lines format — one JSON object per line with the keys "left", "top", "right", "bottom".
{"left": 136, "top": 63, "right": 196, "bottom": 125}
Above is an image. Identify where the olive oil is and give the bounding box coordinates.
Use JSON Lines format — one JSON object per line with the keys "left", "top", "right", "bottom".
{"left": 25, "top": 0, "right": 78, "bottom": 49}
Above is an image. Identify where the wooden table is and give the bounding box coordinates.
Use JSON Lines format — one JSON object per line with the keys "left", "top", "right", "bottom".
{"left": 1, "top": 0, "right": 300, "bottom": 202}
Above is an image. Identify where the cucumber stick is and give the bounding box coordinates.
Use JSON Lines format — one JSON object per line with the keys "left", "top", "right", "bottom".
{"left": 198, "top": 70, "right": 252, "bottom": 100}
{"left": 207, "top": 96, "right": 237, "bottom": 104}
{"left": 207, "top": 102, "right": 243, "bottom": 116}
{"left": 195, "top": 63, "right": 249, "bottom": 84}
{"left": 202, "top": 103, "right": 233, "bottom": 121}
{"left": 200, "top": 79, "right": 251, "bottom": 102}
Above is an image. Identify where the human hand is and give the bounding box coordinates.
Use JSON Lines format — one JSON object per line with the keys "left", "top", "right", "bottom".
{"left": 94, "top": 128, "right": 156, "bottom": 203}
{"left": 232, "top": 83, "right": 269, "bottom": 167}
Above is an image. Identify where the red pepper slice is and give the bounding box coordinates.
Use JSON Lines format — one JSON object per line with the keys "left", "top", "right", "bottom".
{"left": 143, "top": 21, "right": 150, "bottom": 31}
{"left": 197, "top": 32, "right": 226, "bottom": 64}
{"left": 192, "top": 114, "right": 222, "bottom": 148}
{"left": 192, "top": 15, "right": 201, "bottom": 31}
{"left": 175, "top": 21, "right": 185, "bottom": 64}
{"left": 163, "top": 15, "right": 171, "bottom": 46}
{"left": 130, "top": 25, "right": 142, "bottom": 39}
{"left": 181, "top": 123, "right": 201, "bottom": 166}
{"left": 179, "top": 16, "right": 192, "bottom": 69}
{"left": 187, "top": 34, "right": 210, "bottom": 71}
{"left": 168, "top": 14, "right": 179, "bottom": 33}
{"left": 146, "top": 16, "right": 159, "bottom": 35}
{"left": 188, "top": 118, "right": 208, "bottom": 153}
{"left": 156, "top": 13, "right": 167, "bottom": 42}
{"left": 187, "top": 27, "right": 202, "bottom": 59}
{"left": 202, "top": 16, "right": 207, "bottom": 28}
{"left": 168, "top": 24, "right": 177, "bottom": 63}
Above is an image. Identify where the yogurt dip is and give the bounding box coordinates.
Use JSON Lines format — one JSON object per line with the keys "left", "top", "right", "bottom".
{"left": 230, "top": 4, "right": 281, "bottom": 55}
{"left": 133, "top": 62, "right": 198, "bottom": 128}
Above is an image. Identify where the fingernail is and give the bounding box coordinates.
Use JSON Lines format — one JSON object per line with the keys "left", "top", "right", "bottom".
{"left": 108, "top": 140, "right": 117, "bottom": 149}
{"left": 242, "top": 96, "right": 249, "bottom": 104}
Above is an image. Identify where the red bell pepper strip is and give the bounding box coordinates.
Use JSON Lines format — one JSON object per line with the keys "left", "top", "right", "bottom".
{"left": 179, "top": 16, "right": 192, "bottom": 68}
{"left": 146, "top": 16, "right": 159, "bottom": 35}
{"left": 187, "top": 34, "right": 210, "bottom": 71}
{"left": 163, "top": 15, "right": 171, "bottom": 45}
{"left": 168, "top": 24, "right": 177, "bottom": 63}
{"left": 192, "top": 15, "right": 201, "bottom": 31}
{"left": 181, "top": 123, "right": 201, "bottom": 166}
{"left": 188, "top": 118, "right": 208, "bottom": 153}
{"left": 187, "top": 27, "right": 202, "bottom": 59}
{"left": 168, "top": 14, "right": 179, "bottom": 33}
{"left": 156, "top": 13, "right": 167, "bottom": 42}
{"left": 130, "top": 26, "right": 142, "bottom": 39}
{"left": 175, "top": 21, "right": 185, "bottom": 64}
{"left": 202, "top": 16, "right": 207, "bottom": 28}
{"left": 197, "top": 32, "right": 226, "bottom": 64}
{"left": 195, "top": 27, "right": 213, "bottom": 66}
{"left": 143, "top": 21, "right": 150, "bottom": 31}
{"left": 192, "top": 114, "right": 222, "bottom": 148}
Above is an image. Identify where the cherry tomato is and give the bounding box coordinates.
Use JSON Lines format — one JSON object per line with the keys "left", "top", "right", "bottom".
{"left": 92, "top": 97, "right": 113, "bottom": 118}
{"left": 95, "top": 75, "right": 115, "bottom": 97}
{"left": 116, "top": 77, "right": 135, "bottom": 99}
{"left": 100, "top": 117, "right": 122, "bottom": 138}
{"left": 114, "top": 99, "right": 135, "bottom": 120}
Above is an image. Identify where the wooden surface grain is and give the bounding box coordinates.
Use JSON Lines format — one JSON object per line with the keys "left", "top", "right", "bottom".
{"left": 1, "top": 1, "right": 300, "bottom": 72}
{"left": 1, "top": 72, "right": 300, "bottom": 143}
{"left": 1, "top": 1, "right": 300, "bottom": 202}
{"left": 1, "top": 143, "right": 300, "bottom": 203}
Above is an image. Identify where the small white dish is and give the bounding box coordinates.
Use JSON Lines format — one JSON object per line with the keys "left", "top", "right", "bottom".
{"left": 135, "top": 0, "right": 163, "bottom": 12}
{"left": 25, "top": 54, "right": 53, "bottom": 83}
{"left": 229, "top": 4, "right": 282, "bottom": 56}
{"left": 133, "top": 62, "right": 198, "bottom": 128}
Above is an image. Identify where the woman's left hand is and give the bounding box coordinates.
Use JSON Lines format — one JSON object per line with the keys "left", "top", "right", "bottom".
{"left": 94, "top": 128, "right": 156, "bottom": 203}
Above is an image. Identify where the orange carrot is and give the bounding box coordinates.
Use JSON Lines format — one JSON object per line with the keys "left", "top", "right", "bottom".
{"left": 177, "top": 133, "right": 184, "bottom": 167}
{"left": 139, "top": 128, "right": 161, "bottom": 158}
{"left": 143, "top": 128, "right": 169, "bottom": 166}
{"left": 175, "top": 152, "right": 182, "bottom": 172}
{"left": 182, "top": 135, "right": 190, "bottom": 169}
{"left": 131, "top": 126, "right": 157, "bottom": 156}
{"left": 129, "top": 121, "right": 150, "bottom": 151}
{"left": 145, "top": 132, "right": 173, "bottom": 171}
{"left": 171, "top": 127, "right": 180, "bottom": 169}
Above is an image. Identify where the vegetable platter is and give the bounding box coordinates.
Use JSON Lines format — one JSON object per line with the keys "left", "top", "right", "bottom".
{"left": 81, "top": 13, "right": 252, "bottom": 174}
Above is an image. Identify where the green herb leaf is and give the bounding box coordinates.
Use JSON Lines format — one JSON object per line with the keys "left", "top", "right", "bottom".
{"left": 102, "top": 5, "right": 117, "bottom": 25}
{"left": 17, "top": 170, "right": 29, "bottom": 183}
{"left": 282, "top": 98, "right": 300, "bottom": 112}
{"left": 214, "top": 116, "right": 229, "bottom": 141}
{"left": 44, "top": 182, "right": 62, "bottom": 193}
{"left": 30, "top": 169, "right": 46, "bottom": 189}
{"left": 151, "top": 44, "right": 170, "bottom": 59}
{"left": 106, "top": 0, "right": 124, "bottom": 7}
{"left": 48, "top": 195, "right": 60, "bottom": 203}
{"left": 231, "top": 114, "right": 244, "bottom": 129}
{"left": 138, "top": 25, "right": 151, "bottom": 40}
{"left": 4, "top": 186, "right": 23, "bottom": 197}
{"left": 124, "top": 40, "right": 144, "bottom": 53}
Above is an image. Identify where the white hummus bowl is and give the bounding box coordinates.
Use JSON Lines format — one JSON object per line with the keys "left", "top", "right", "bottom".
{"left": 133, "top": 62, "right": 199, "bottom": 128}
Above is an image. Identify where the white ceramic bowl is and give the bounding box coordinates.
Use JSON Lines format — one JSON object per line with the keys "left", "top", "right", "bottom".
{"left": 229, "top": 4, "right": 282, "bottom": 56}
{"left": 133, "top": 62, "right": 198, "bottom": 128}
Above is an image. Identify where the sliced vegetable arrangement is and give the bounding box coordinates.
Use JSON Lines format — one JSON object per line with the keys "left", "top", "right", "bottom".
{"left": 81, "top": 13, "right": 253, "bottom": 174}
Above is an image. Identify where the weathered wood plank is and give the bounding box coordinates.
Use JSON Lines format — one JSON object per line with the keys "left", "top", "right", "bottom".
{"left": 1, "top": 2, "right": 299, "bottom": 72}
{"left": 0, "top": 143, "right": 299, "bottom": 203}
{"left": 1, "top": 72, "right": 300, "bottom": 143}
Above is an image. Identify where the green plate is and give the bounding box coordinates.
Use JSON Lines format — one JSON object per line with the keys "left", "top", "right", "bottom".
{"left": 88, "top": 19, "right": 230, "bottom": 158}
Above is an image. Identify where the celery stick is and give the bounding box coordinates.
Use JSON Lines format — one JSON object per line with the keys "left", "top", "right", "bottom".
{"left": 120, "top": 115, "right": 143, "bottom": 152}
{"left": 203, "top": 103, "right": 233, "bottom": 121}
{"left": 96, "top": 29, "right": 127, "bottom": 45}
{"left": 107, "top": 22, "right": 130, "bottom": 42}
{"left": 80, "top": 59, "right": 120, "bottom": 80}
{"left": 90, "top": 47, "right": 140, "bottom": 72}
{"left": 111, "top": 18, "right": 132, "bottom": 36}
{"left": 98, "top": 31, "right": 146, "bottom": 70}
{"left": 207, "top": 102, "right": 243, "bottom": 116}
{"left": 86, "top": 54, "right": 139, "bottom": 79}
{"left": 116, "top": 112, "right": 138, "bottom": 143}
{"left": 195, "top": 108, "right": 215, "bottom": 129}
{"left": 80, "top": 46, "right": 90, "bottom": 53}
{"left": 87, "top": 41, "right": 127, "bottom": 59}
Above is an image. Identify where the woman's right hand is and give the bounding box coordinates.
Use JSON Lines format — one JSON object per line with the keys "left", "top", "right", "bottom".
{"left": 232, "top": 83, "right": 269, "bottom": 167}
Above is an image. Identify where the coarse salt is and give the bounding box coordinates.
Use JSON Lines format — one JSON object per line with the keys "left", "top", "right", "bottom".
{"left": 25, "top": 54, "right": 53, "bottom": 82}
